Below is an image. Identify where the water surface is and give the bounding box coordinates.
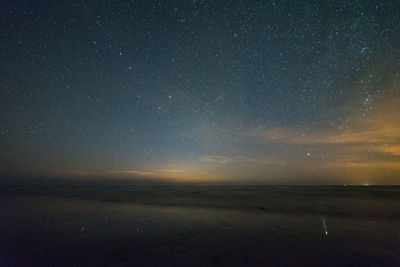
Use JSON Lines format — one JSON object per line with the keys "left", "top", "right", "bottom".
{"left": 0, "top": 186, "right": 399, "bottom": 266}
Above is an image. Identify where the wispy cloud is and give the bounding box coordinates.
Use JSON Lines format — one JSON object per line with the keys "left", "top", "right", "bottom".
{"left": 199, "top": 155, "right": 233, "bottom": 164}
{"left": 247, "top": 99, "right": 400, "bottom": 177}
{"left": 108, "top": 167, "right": 211, "bottom": 182}
{"left": 108, "top": 170, "right": 156, "bottom": 176}
{"left": 252, "top": 121, "right": 400, "bottom": 146}
{"left": 253, "top": 105, "right": 399, "bottom": 145}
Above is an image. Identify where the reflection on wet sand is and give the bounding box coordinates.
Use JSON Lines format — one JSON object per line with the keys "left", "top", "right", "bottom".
{"left": 0, "top": 186, "right": 399, "bottom": 266}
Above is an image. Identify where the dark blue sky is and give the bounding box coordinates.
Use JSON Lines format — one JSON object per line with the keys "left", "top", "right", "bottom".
{"left": 1, "top": 0, "right": 399, "bottom": 185}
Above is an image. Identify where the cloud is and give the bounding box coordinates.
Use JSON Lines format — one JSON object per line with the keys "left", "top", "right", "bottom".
{"left": 252, "top": 99, "right": 400, "bottom": 147}
{"left": 109, "top": 168, "right": 191, "bottom": 178}
{"left": 199, "top": 155, "right": 233, "bottom": 164}
{"left": 248, "top": 99, "right": 400, "bottom": 176}
{"left": 375, "top": 144, "right": 400, "bottom": 156}
{"left": 253, "top": 105, "right": 400, "bottom": 146}
{"left": 252, "top": 121, "right": 400, "bottom": 146}
{"left": 108, "top": 170, "right": 155, "bottom": 176}
{"left": 329, "top": 161, "right": 400, "bottom": 170}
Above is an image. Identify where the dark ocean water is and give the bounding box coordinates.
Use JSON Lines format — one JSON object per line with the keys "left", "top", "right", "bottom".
{"left": 0, "top": 186, "right": 399, "bottom": 266}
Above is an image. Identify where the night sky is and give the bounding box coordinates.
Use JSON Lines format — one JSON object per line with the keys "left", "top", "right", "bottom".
{"left": 1, "top": 1, "right": 399, "bottom": 185}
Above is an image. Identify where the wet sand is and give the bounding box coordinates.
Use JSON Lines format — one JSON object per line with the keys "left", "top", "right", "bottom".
{"left": 0, "top": 186, "right": 399, "bottom": 266}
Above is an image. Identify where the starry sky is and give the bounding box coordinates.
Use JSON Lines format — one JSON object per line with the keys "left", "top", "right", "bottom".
{"left": 1, "top": 0, "right": 399, "bottom": 185}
